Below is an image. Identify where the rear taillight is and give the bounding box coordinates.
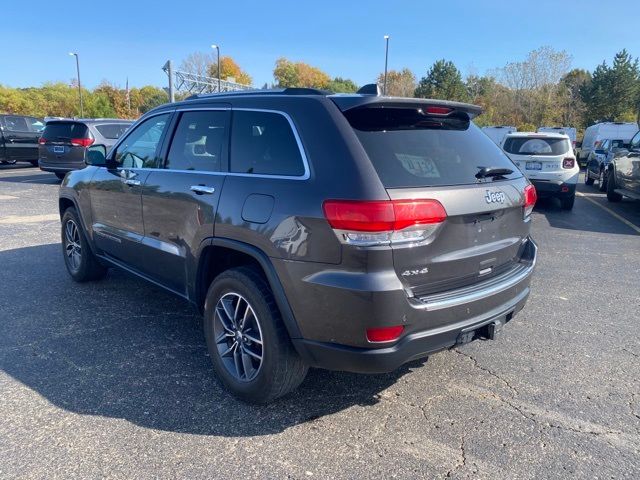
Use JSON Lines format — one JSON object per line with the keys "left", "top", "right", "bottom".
{"left": 425, "top": 106, "right": 452, "bottom": 115}
{"left": 562, "top": 158, "right": 575, "bottom": 169}
{"left": 38, "top": 137, "right": 46, "bottom": 145}
{"left": 523, "top": 184, "right": 537, "bottom": 218}
{"left": 323, "top": 199, "right": 447, "bottom": 246}
{"left": 366, "top": 325, "right": 404, "bottom": 343}
{"left": 70, "top": 138, "right": 94, "bottom": 147}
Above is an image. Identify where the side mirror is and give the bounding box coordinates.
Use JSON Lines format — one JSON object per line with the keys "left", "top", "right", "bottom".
{"left": 86, "top": 144, "right": 108, "bottom": 166}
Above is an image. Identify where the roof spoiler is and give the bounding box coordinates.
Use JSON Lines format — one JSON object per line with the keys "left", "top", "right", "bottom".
{"left": 330, "top": 96, "right": 483, "bottom": 119}
{"left": 356, "top": 83, "right": 381, "bottom": 95}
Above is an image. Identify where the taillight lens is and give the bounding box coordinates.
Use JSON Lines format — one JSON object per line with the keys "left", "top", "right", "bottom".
{"left": 425, "top": 106, "right": 452, "bottom": 115}
{"left": 38, "top": 137, "right": 46, "bottom": 145}
{"left": 70, "top": 137, "right": 94, "bottom": 147}
{"left": 562, "top": 158, "right": 575, "bottom": 169}
{"left": 366, "top": 325, "right": 404, "bottom": 343}
{"left": 323, "top": 199, "right": 447, "bottom": 246}
{"left": 523, "top": 184, "right": 537, "bottom": 218}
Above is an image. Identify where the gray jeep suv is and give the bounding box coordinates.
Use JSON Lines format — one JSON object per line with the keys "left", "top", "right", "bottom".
{"left": 58, "top": 87, "right": 538, "bottom": 403}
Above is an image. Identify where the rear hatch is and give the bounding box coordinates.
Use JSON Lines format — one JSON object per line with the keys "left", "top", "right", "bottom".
{"left": 503, "top": 136, "right": 572, "bottom": 179}
{"left": 339, "top": 101, "right": 533, "bottom": 297}
{"left": 39, "top": 121, "right": 92, "bottom": 166}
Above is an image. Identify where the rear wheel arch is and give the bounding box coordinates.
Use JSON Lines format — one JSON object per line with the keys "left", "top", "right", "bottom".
{"left": 195, "top": 239, "right": 302, "bottom": 339}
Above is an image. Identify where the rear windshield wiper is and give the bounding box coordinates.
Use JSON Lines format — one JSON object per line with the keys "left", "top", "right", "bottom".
{"left": 475, "top": 167, "right": 514, "bottom": 180}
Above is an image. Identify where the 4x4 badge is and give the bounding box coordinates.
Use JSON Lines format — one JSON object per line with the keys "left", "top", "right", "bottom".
{"left": 485, "top": 190, "right": 506, "bottom": 204}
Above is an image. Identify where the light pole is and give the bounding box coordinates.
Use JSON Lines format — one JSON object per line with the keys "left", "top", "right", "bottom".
{"left": 69, "top": 52, "right": 84, "bottom": 117}
{"left": 383, "top": 35, "right": 390, "bottom": 96}
{"left": 211, "top": 44, "right": 221, "bottom": 92}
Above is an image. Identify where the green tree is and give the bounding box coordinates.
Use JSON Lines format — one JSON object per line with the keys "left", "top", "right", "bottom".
{"left": 415, "top": 60, "right": 468, "bottom": 101}
{"left": 273, "top": 58, "right": 330, "bottom": 89}
{"left": 327, "top": 77, "right": 358, "bottom": 93}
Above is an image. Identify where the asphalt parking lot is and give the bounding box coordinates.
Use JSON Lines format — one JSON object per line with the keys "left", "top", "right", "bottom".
{"left": 0, "top": 164, "right": 639, "bottom": 479}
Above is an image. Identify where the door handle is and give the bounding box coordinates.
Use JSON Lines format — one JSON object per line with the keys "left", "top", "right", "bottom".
{"left": 190, "top": 185, "right": 216, "bottom": 195}
{"left": 124, "top": 179, "right": 141, "bottom": 186}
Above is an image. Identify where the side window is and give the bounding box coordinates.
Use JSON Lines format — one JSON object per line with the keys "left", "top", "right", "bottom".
{"left": 27, "top": 117, "right": 45, "bottom": 133}
{"left": 166, "top": 111, "right": 228, "bottom": 172}
{"left": 630, "top": 131, "right": 640, "bottom": 149}
{"left": 115, "top": 114, "right": 170, "bottom": 169}
{"left": 230, "top": 110, "right": 305, "bottom": 177}
{"left": 3, "top": 116, "right": 29, "bottom": 132}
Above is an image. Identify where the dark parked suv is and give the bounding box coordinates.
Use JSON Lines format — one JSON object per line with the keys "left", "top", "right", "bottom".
{"left": 607, "top": 129, "right": 640, "bottom": 202}
{"left": 58, "top": 88, "right": 538, "bottom": 403}
{"left": 0, "top": 114, "right": 44, "bottom": 165}
{"left": 39, "top": 119, "right": 132, "bottom": 179}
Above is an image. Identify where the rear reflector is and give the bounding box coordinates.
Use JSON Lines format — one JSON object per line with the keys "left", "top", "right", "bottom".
{"left": 71, "top": 138, "right": 94, "bottom": 147}
{"left": 523, "top": 184, "right": 537, "bottom": 218}
{"left": 366, "top": 325, "right": 404, "bottom": 343}
{"left": 562, "top": 158, "right": 575, "bottom": 169}
{"left": 38, "top": 138, "right": 46, "bottom": 145}
{"left": 323, "top": 199, "right": 447, "bottom": 246}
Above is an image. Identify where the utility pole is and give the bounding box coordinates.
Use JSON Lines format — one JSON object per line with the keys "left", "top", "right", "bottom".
{"left": 69, "top": 52, "right": 84, "bottom": 117}
{"left": 162, "top": 60, "right": 175, "bottom": 102}
{"left": 211, "top": 44, "right": 221, "bottom": 92}
{"left": 383, "top": 35, "right": 390, "bottom": 96}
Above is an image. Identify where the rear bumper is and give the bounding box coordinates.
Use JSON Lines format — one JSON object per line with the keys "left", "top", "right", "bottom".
{"left": 39, "top": 159, "right": 85, "bottom": 174}
{"left": 531, "top": 179, "right": 576, "bottom": 198}
{"left": 287, "top": 238, "right": 538, "bottom": 373}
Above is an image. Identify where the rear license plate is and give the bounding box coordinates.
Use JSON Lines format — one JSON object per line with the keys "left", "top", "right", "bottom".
{"left": 526, "top": 162, "right": 542, "bottom": 170}
{"left": 53, "top": 146, "right": 65, "bottom": 154}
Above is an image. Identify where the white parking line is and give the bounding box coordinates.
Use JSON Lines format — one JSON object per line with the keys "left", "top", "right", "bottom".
{"left": 0, "top": 214, "right": 60, "bottom": 224}
{"left": 576, "top": 192, "right": 640, "bottom": 235}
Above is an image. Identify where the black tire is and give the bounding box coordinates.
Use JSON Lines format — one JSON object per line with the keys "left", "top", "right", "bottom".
{"left": 61, "top": 207, "right": 108, "bottom": 282}
{"left": 584, "top": 170, "right": 594, "bottom": 185}
{"left": 30, "top": 160, "right": 38, "bottom": 167}
{"left": 55, "top": 172, "right": 66, "bottom": 180}
{"left": 203, "top": 266, "right": 308, "bottom": 404}
{"left": 598, "top": 168, "right": 607, "bottom": 192}
{"left": 1, "top": 159, "right": 17, "bottom": 165}
{"left": 560, "top": 194, "right": 575, "bottom": 211}
{"left": 606, "top": 170, "right": 623, "bottom": 202}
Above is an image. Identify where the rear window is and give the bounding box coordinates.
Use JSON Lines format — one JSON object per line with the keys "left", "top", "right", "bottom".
{"left": 503, "top": 137, "right": 570, "bottom": 156}
{"left": 346, "top": 107, "right": 521, "bottom": 188}
{"left": 43, "top": 122, "right": 88, "bottom": 140}
{"left": 94, "top": 123, "right": 130, "bottom": 140}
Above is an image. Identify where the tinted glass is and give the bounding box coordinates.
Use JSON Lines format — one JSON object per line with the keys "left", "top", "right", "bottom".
{"left": 347, "top": 107, "right": 521, "bottom": 188}
{"left": 115, "top": 114, "right": 170, "bottom": 168}
{"left": 95, "top": 123, "right": 131, "bottom": 140}
{"left": 28, "top": 117, "right": 45, "bottom": 132}
{"left": 630, "top": 131, "right": 640, "bottom": 149}
{"left": 3, "top": 116, "right": 29, "bottom": 131}
{"left": 503, "top": 137, "right": 570, "bottom": 156}
{"left": 166, "top": 111, "right": 228, "bottom": 172}
{"left": 230, "top": 110, "right": 305, "bottom": 176}
{"left": 42, "top": 122, "right": 88, "bottom": 139}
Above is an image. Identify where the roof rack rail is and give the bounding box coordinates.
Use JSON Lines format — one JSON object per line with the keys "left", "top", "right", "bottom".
{"left": 184, "top": 87, "right": 330, "bottom": 101}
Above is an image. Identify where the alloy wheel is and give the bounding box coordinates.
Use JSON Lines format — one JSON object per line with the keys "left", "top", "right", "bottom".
{"left": 213, "top": 292, "right": 264, "bottom": 382}
{"left": 64, "top": 219, "right": 82, "bottom": 272}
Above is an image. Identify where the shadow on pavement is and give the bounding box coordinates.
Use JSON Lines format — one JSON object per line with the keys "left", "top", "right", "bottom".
{"left": 0, "top": 243, "right": 420, "bottom": 436}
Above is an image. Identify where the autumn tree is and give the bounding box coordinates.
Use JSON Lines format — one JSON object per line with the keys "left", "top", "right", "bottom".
{"left": 273, "top": 58, "right": 331, "bottom": 89}
{"left": 377, "top": 68, "right": 416, "bottom": 97}
{"left": 415, "top": 60, "right": 468, "bottom": 102}
{"left": 207, "top": 56, "right": 253, "bottom": 85}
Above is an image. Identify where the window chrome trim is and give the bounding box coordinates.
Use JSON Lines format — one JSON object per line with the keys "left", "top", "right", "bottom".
{"left": 107, "top": 109, "right": 175, "bottom": 160}
{"left": 108, "top": 107, "right": 311, "bottom": 181}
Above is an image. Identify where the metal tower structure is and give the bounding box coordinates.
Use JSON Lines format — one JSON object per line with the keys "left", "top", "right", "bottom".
{"left": 162, "top": 60, "right": 253, "bottom": 101}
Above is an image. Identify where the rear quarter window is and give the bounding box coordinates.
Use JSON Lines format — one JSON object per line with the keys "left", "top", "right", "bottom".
{"left": 347, "top": 107, "right": 521, "bottom": 188}
{"left": 94, "top": 123, "right": 131, "bottom": 140}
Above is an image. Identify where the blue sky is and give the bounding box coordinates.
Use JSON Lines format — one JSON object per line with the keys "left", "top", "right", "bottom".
{"left": 2, "top": 0, "right": 638, "bottom": 90}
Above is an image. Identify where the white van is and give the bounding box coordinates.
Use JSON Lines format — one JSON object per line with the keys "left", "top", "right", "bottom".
{"left": 502, "top": 132, "right": 579, "bottom": 210}
{"left": 578, "top": 122, "right": 638, "bottom": 166}
{"left": 537, "top": 126, "right": 577, "bottom": 147}
{"left": 481, "top": 126, "right": 517, "bottom": 146}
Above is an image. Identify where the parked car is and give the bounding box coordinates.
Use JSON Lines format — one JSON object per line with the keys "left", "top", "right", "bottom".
{"left": 481, "top": 125, "right": 517, "bottom": 146}
{"left": 537, "top": 126, "right": 577, "bottom": 149}
{"left": 585, "top": 138, "right": 628, "bottom": 191}
{"left": 606, "top": 130, "right": 640, "bottom": 202}
{"left": 39, "top": 119, "right": 133, "bottom": 179}
{"left": 0, "top": 114, "right": 44, "bottom": 166}
{"left": 58, "top": 87, "right": 538, "bottom": 403}
{"left": 578, "top": 122, "right": 638, "bottom": 167}
{"left": 502, "top": 132, "right": 578, "bottom": 210}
